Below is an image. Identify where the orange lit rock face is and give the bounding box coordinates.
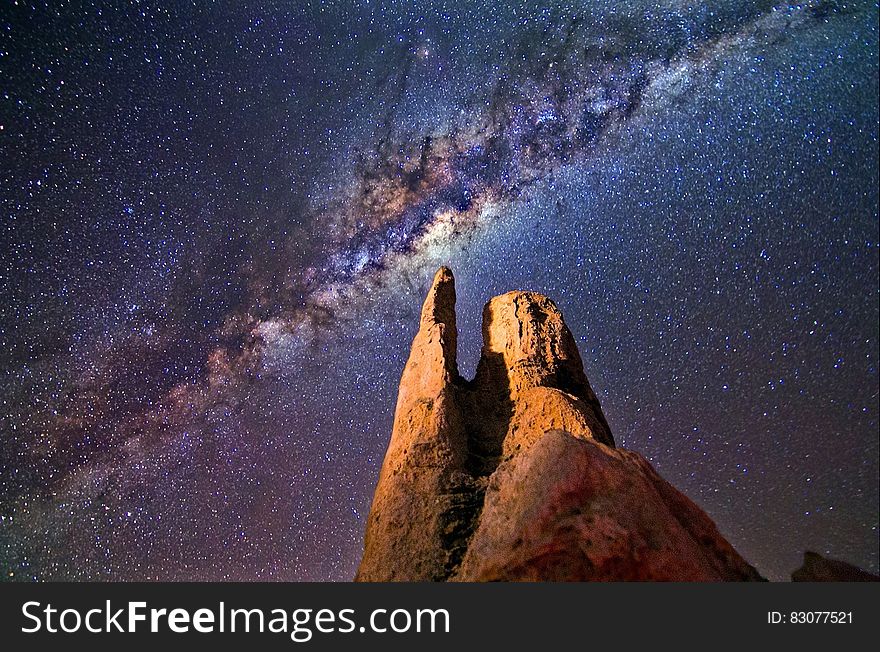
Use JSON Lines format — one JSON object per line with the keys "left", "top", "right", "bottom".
{"left": 355, "top": 267, "right": 474, "bottom": 581}
{"left": 355, "top": 268, "right": 762, "bottom": 582}
{"left": 456, "top": 430, "right": 762, "bottom": 581}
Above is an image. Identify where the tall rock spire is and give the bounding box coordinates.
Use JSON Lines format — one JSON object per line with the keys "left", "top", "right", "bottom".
{"left": 356, "top": 267, "right": 474, "bottom": 581}
{"left": 356, "top": 268, "right": 763, "bottom": 582}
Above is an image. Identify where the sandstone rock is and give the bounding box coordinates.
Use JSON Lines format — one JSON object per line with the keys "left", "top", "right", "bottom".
{"left": 455, "top": 430, "right": 762, "bottom": 581}
{"left": 791, "top": 552, "right": 879, "bottom": 582}
{"left": 356, "top": 267, "right": 763, "bottom": 582}
{"left": 475, "top": 291, "right": 612, "bottom": 446}
{"left": 355, "top": 267, "right": 474, "bottom": 581}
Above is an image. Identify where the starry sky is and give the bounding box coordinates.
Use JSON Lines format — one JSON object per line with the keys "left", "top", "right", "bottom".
{"left": 1, "top": 1, "right": 877, "bottom": 582}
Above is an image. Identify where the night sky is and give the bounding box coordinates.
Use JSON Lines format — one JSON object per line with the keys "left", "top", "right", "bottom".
{"left": 1, "top": 1, "right": 877, "bottom": 581}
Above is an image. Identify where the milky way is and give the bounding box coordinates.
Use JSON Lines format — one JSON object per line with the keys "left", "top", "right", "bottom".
{"left": 1, "top": 1, "right": 877, "bottom": 580}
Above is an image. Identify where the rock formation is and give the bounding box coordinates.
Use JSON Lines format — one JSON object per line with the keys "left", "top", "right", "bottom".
{"left": 791, "top": 552, "right": 879, "bottom": 582}
{"left": 355, "top": 267, "right": 763, "bottom": 581}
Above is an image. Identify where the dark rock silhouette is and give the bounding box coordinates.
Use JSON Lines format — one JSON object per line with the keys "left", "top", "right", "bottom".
{"left": 355, "top": 267, "right": 763, "bottom": 581}
{"left": 791, "top": 552, "right": 879, "bottom": 582}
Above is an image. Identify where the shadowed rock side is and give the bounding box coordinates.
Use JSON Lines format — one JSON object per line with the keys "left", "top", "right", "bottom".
{"left": 791, "top": 552, "right": 879, "bottom": 582}
{"left": 356, "top": 268, "right": 763, "bottom": 582}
